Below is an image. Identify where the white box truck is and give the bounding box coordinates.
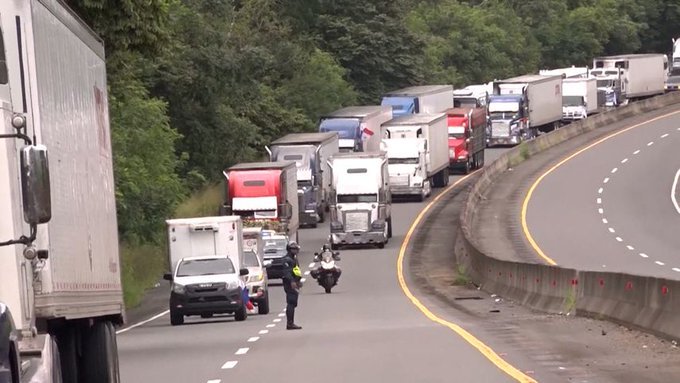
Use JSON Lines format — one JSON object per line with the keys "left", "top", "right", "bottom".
{"left": 380, "top": 114, "right": 449, "bottom": 201}
{"left": 487, "top": 74, "right": 563, "bottom": 146}
{"left": 164, "top": 216, "right": 250, "bottom": 325}
{"left": 539, "top": 66, "right": 589, "bottom": 79}
{"left": 0, "top": 1, "right": 123, "bottom": 380}
{"left": 590, "top": 54, "right": 667, "bottom": 106}
{"left": 381, "top": 85, "right": 454, "bottom": 117}
{"left": 562, "top": 78, "right": 600, "bottom": 121}
{"left": 266, "top": 132, "right": 339, "bottom": 227}
{"left": 327, "top": 152, "right": 392, "bottom": 249}
{"left": 452, "top": 83, "right": 493, "bottom": 108}
{"left": 318, "top": 106, "right": 392, "bottom": 153}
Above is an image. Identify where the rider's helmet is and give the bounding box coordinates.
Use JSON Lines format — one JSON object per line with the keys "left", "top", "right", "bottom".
{"left": 322, "top": 244, "right": 331, "bottom": 252}
{"left": 287, "top": 241, "right": 301, "bottom": 253}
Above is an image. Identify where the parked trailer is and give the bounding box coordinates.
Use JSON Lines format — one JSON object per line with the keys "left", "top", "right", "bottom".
{"left": 487, "top": 74, "right": 563, "bottom": 146}
{"left": 381, "top": 85, "right": 454, "bottom": 117}
{"left": 266, "top": 132, "right": 339, "bottom": 228}
{"left": 0, "top": 1, "right": 123, "bottom": 380}
{"left": 318, "top": 106, "right": 392, "bottom": 153}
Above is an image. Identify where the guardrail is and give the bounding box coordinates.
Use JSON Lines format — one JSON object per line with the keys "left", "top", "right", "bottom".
{"left": 456, "top": 92, "right": 680, "bottom": 340}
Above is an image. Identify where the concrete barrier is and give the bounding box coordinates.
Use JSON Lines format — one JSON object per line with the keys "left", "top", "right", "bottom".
{"left": 457, "top": 91, "right": 680, "bottom": 340}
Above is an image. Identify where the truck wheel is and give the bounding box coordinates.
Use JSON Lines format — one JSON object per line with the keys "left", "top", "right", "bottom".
{"left": 479, "top": 151, "right": 485, "bottom": 168}
{"left": 377, "top": 242, "right": 385, "bottom": 249}
{"left": 464, "top": 159, "right": 471, "bottom": 174}
{"left": 48, "top": 336, "right": 62, "bottom": 383}
{"left": 258, "top": 291, "right": 270, "bottom": 315}
{"left": 81, "top": 321, "right": 120, "bottom": 383}
{"left": 441, "top": 168, "right": 449, "bottom": 186}
{"left": 331, "top": 243, "right": 339, "bottom": 250}
{"left": 170, "top": 309, "right": 184, "bottom": 326}
{"left": 387, "top": 217, "right": 393, "bottom": 238}
{"left": 55, "top": 325, "right": 78, "bottom": 383}
{"left": 234, "top": 301, "right": 248, "bottom": 322}
{"left": 8, "top": 342, "right": 19, "bottom": 383}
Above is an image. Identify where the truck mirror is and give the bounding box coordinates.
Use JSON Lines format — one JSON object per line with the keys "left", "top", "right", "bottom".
{"left": 20, "top": 145, "right": 51, "bottom": 225}
{"left": 163, "top": 272, "right": 173, "bottom": 281}
{"left": 239, "top": 268, "right": 250, "bottom": 276}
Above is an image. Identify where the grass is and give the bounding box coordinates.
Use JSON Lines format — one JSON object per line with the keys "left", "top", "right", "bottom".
{"left": 453, "top": 264, "right": 471, "bottom": 286}
{"left": 120, "top": 183, "right": 223, "bottom": 309}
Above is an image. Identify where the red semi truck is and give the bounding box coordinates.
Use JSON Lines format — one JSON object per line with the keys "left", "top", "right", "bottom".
{"left": 221, "top": 162, "right": 300, "bottom": 241}
{"left": 446, "top": 107, "right": 487, "bottom": 174}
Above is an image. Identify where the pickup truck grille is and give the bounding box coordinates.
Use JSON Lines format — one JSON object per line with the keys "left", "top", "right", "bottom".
{"left": 491, "top": 122, "right": 510, "bottom": 137}
{"left": 186, "top": 282, "right": 226, "bottom": 293}
{"left": 343, "top": 210, "right": 370, "bottom": 232}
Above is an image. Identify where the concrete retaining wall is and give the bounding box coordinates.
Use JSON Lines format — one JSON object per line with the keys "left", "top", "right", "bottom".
{"left": 457, "top": 91, "right": 680, "bottom": 340}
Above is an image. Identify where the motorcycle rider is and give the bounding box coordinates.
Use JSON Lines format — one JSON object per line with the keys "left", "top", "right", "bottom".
{"left": 282, "top": 241, "right": 303, "bottom": 330}
{"left": 311, "top": 244, "right": 341, "bottom": 281}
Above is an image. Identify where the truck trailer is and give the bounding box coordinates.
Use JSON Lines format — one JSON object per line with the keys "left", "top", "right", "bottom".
{"left": 590, "top": 54, "right": 667, "bottom": 106}
{"left": 327, "top": 152, "right": 392, "bottom": 249}
{"left": 266, "top": 132, "right": 339, "bottom": 228}
{"left": 221, "top": 162, "right": 299, "bottom": 242}
{"left": 446, "top": 107, "right": 486, "bottom": 173}
{"left": 380, "top": 114, "right": 450, "bottom": 201}
{"left": 487, "top": 74, "right": 563, "bottom": 146}
{"left": 381, "top": 85, "right": 454, "bottom": 117}
{"left": 0, "top": 0, "right": 123, "bottom": 380}
{"left": 318, "top": 106, "right": 392, "bottom": 153}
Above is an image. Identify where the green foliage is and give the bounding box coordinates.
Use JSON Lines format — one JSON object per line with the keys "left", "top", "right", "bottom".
{"left": 120, "top": 241, "right": 167, "bottom": 308}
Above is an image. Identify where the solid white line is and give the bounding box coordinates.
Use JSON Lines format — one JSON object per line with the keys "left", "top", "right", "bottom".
{"left": 611, "top": 168, "right": 618, "bottom": 174}
{"left": 597, "top": 198, "right": 602, "bottom": 204}
{"left": 266, "top": 324, "right": 275, "bottom": 328}
{"left": 221, "top": 361, "right": 238, "bottom": 369}
{"left": 672, "top": 168, "right": 680, "bottom": 215}
{"left": 116, "top": 310, "right": 169, "bottom": 334}
{"left": 598, "top": 208, "right": 604, "bottom": 214}
{"left": 640, "top": 253, "right": 649, "bottom": 258}
{"left": 603, "top": 177, "right": 610, "bottom": 184}
{"left": 598, "top": 188, "right": 604, "bottom": 194}
{"left": 273, "top": 318, "right": 282, "bottom": 322}
{"left": 656, "top": 261, "right": 665, "bottom": 266}
{"left": 615, "top": 237, "right": 623, "bottom": 242}
{"left": 673, "top": 268, "right": 680, "bottom": 272}
{"left": 621, "top": 158, "right": 628, "bottom": 164}
{"left": 247, "top": 337, "right": 260, "bottom": 342}
{"left": 662, "top": 133, "right": 669, "bottom": 138}
{"left": 207, "top": 380, "right": 221, "bottom": 383}
{"left": 259, "top": 330, "right": 269, "bottom": 335}
{"left": 608, "top": 227, "right": 615, "bottom": 233}
{"left": 602, "top": 218, "right": 608, "bottom": 224}
{"left": 647, "top": 141, "right": 654, "bottom": 146}
{"left": 235, "top": 348, "right": 249, "bottom": 355}
{"left": 626, "top": 245, "right": 634, "bottom": 250}
{"left": 633, "top": 149, "right": 641, "bottom": 155}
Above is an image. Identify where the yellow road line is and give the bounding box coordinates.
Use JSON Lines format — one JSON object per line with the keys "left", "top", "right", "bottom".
{"left": 397, "top": 172, "right": 538, "bottom": 383}
{"left": 521, "top": 109, "right": 680, "bottom": 266}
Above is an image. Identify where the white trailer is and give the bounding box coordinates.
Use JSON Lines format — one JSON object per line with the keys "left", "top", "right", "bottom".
{"left": 453, "top": 83, "right": 493, "bottom": 108}
{"left": 318, "top": 106, "right": 392, "bottom": 153}
{"left": 0, "top": 0, "right": 122, "bottom": 380}
{"left": 381, "top": 85, "right": 454, "bottom": 117}
{"left": 539, "top": 66, "right": 589, "bottom": 79}
{"left": 591, "top": 54, "right": 667, "bottom": 105}
{"left": 327, "top": 152, "right": 392, "bottom": 249}
{"left": 487, "top": 74, "right": 563, "bottom": 145}
{"left": 381, "top": 113, "right": 449, "bottom": 200}
{"left": 562, "top": 78, "right": 599, "bottom": 121}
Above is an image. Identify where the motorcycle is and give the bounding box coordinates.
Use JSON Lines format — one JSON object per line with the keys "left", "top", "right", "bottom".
{"left": 311, "top": 250, "right": 341, "bottom": 293}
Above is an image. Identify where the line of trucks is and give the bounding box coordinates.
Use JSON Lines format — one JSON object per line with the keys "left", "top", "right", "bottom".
{"left": 0, "top": 0, "right": 673, "bottom": 379}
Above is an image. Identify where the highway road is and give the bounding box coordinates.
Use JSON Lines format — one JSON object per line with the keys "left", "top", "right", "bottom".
{"left": 115, "top": 148, "right": 569, "bottom": 383}
{"left": 525, "top": 109, "right": 680, "bottom": 279}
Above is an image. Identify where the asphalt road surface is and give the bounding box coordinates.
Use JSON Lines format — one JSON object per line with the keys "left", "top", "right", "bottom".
{"left": 117, "top": 149, "right": 550, "bottom": 383}
{"left": 526, "top": 109, "right": 680, "bottom": 279}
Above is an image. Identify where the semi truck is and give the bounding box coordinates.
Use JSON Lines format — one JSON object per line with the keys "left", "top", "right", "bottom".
{"left": 327, "top": 152, "right": 392, "bottom": 249}
{"left": 380, "top": 114, "right": 449, "bottom": 201}
{"left": 487, "top": 74, "right": 563, "bottom": 146}
{"left": 381, "top": 85, "right": 454, "bottom": 117}
{"left": 265, "top": 132, "right": 339, "bottom": 228}
{"left": 452, "top": 83, "right": 492, "bottom": 108}
{"left": 221, "top": 162, "right": 299, "bottom": 242}
{"left": 539, "top": 66, "right": 589, "bottom": 79}
{"left": 446, "top": 107, "right": 486, "bottom": 174}
{"left": 318, "top": 106, "right": 392, "bottom": 153}
{"left": 561, "top": 78, "right": 600, "bottom": 121}
{"left": 164, "top": 216, "right": 251, "bottom": 325}
{"left": 589, "top": 54, "right": 667, "bottom": 107}
{"left": 0, "top": 1, "right": 123, "bottom": 381}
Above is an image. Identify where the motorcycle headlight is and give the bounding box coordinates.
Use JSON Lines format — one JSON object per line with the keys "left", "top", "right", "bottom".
{"left": 172, "top": 283, "right": 185, "bottom": 294}
{"left": 263, "top": 259, "right": 273, "bottom": 266}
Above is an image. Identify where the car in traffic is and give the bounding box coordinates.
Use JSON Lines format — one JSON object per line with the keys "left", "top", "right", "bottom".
{"left": 665, "top": 75, "right": 680, "bottom": 92}
{"left": 164, "top": 256, "right": 250, "bottom": 325}
{"left": 243, "top": 249, "right": 270, "bottom": 314}
{"left": 263, "top": 235, "right": 289, "bottom": 279}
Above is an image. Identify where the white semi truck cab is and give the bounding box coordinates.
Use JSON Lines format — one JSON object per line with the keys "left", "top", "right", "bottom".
{"left": 381, "top": 138, "right": 430, "bottom": 199}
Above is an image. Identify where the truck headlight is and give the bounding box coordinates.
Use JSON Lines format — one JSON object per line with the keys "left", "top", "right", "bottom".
{"left": 371, "top": 220, "right": 385, "bottom": 230}
{"left": 172, "top": 283, "right": 185, "bottom": 294}
{"left": 227, "top": 281, "right": 240, "bottom": 290}
{"left": 510, "top": 122, "right": 519, "bottom": 133}
{"left": 248, "top": 273, "right": 264, "bottom": 283}
{"left": 330, "top": 221, "right": 343, "bottom": 231}
{"left": 305, "top": 202, "right": 316, "bottom": 210}
{"left": 411, "top": 176, "right": 423, "bottom": 187}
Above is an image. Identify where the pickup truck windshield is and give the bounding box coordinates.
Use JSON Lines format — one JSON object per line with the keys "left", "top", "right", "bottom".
{"left": 337, "top": 194, "right": 378, "bottom": 203}
{"left": 177, "top": 258, "right": 235, "bottom": 277}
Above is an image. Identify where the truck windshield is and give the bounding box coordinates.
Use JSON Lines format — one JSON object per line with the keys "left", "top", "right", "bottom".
{"left": 239, "top": 210, "right": 277, "bottom": 218}
{"left": 319, "top": 118, "right": 360, "bottom": 139}
{"left": 337, "top": 194, "right": 378, "bottom": 203}
{"left": 243, "top": 250, "right": 260, "bottom": 267}
{"left": 177, "top": 258, "right": 235, "bottom": 277}
{"left": 596, "top": 80, "right": 615, "bottom": 87}
{"left": 388, "top": 158, "right": 419, "bottom": 165}
{"left": 489, "top": 111, "right": 517, "bottom": 120}
{"left": 562, "top": 96, "right": 584, "bottom": 106}
{"left": 381, "top": 96, "right": 415, "bottom": 116}
{"left": 453, "top": 97, "right": 478, "bottom": 108}
{"left": 448, "top": 126, "right": 465, "bottom": 139}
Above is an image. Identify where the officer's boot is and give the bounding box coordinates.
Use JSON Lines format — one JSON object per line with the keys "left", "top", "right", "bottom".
{"left": 286, "top": 306, "right": 301, "bottom": 330}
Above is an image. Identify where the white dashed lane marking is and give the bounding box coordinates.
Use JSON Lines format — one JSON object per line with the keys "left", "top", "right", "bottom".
{"left": 608, "top": 227, "right": 615, "bottom": 233}
{"left": 626, "top": 245, "right": 634, "bottom": 250}
{"left": 647, "top": 141, "right": 654, "bottom": 146}
{"left": 662, "top": 133, "right": 669, "bottom": 138}
{"left": 278, "top": 313, "right": 285, "bottom": 317}
{"left": 598, "top": 208, "right": 604, "bottom": 214}
{"left": 633, "top": 149, "right": 641, "bottom": 155}
{"left": 597, "top": 198, "right": 602, "bottom": 204}
{"left": 621, "top": 158, "right": 628, "bottom": 164}
{"left": 656, "top": 261, "right": 666, "bottom": 266}
{"left": 602, "top": 218, "right": 608, "bottom": 224}
{"left": 266, "top": 324, "right": 275, "bottom": 328}
{"left": 259, "top": 330, "right": 269, "bottom": 335}
{"left": 640, "top": 253, "right": 649, "bottom": 258}
{"left": 603, "top": 177, "right": 610, "bottom": 184}
{"left": 235, "top": 348, "right": 249, "bottom": 355}
{"left": 207, "top": 380, "right": 221, "bottom": 383}
{"left": 673, "top": 268, "right": 680, "bottom": 272}
{"left": 273, "top": 318, "right": 282, "bottom": 323}
{"left": 598, "top": 188, "right": 604, "bottom": 194}
{"left": 221, "top": 361, "right": 238, "bottom": 369}
{"left": 247, "top": 337, "right": 260, "bottom": 342}
{"left": 611, "top": 168, "right": 618, "bottom": 174}
{"left": 615, "top": 237, "right": 623, "bottom": 242}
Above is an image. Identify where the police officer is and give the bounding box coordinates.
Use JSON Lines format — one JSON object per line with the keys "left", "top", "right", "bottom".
{"left": 282, "top": 241, "right": 302, "bottom": 330}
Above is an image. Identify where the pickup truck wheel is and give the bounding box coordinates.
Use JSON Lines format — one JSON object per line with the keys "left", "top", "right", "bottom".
{"left": 258, "top": 291, "right": 270, "bottom": 315}
{"left": 81, "top": 321, "right": 120, "bottom": 383}
{"left": 170, "top": 309, "right": 184, "bottom": 326}
{"left": 234, "top": 302, "right": 247, "bottom": 322}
